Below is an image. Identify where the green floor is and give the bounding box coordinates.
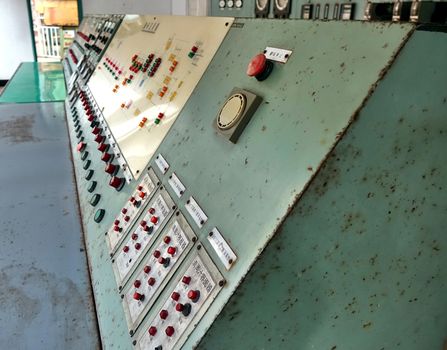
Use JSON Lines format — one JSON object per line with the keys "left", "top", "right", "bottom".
{"left": 0, "top": 62, "right": 66, "bottom": 103}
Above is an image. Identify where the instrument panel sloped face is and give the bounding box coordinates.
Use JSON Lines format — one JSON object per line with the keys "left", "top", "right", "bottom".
{"left": 88, "top": 15, "right": 234, "bottom": 180}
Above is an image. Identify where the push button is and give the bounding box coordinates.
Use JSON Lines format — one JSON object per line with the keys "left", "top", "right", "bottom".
{"left": 247, "top": 53, "right": 274, "bottom": 81}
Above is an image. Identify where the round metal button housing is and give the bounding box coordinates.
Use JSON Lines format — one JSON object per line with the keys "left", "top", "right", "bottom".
{"left": 217, "top": 93, "right": 246, "bottom": 130}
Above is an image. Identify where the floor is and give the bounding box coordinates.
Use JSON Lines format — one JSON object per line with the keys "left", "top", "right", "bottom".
{"left": 0, "top": 65, "right": 99, "bottom": 348}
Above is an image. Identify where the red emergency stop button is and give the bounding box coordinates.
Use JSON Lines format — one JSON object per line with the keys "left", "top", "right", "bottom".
{"left": 247, "top": 53, "right": 274, "bottom": 81}
{"left": 148, "top": 277, "right": 156, "bottom": 286}
{"left": 150, "top": 216, "right": 159, "bottom": 224}
{"left": 159, "top": 309, "right": 168, "bottom": 320}
{"left": 247, "top": 53, "right": 266, "bottom": 76}
{"left": 175, "top": 303, "right": 184, "bottom": 312}
{"left": 143, "top": 265, "right": 151, "bottom": 274}
{"left": 167, "top": 246, "right": 176, "bottom": 256}
{"left": 182, "top": 276, "right": 191, "bottom": 285}
{"left": 165, "top": 326, "right": 175, "bottom": 337}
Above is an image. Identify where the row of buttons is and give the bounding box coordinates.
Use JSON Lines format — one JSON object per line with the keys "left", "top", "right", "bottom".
{"left": 107, "top": 171, "right": 159, "bottom": 252}
{"left": 78, "top": 90, "right": 125, "bottom": 191}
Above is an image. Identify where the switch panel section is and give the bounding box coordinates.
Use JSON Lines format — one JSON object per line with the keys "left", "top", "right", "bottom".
{"left": 121, "top": 212, "right": 197, "bottom": 333}
{"left": 113, "top": 187, "right": 175, "bottom": 286}
{"left": 107, "top": 168, "right": 160, "bottom": 253}
{"left": 135, "top": 247, "right": 223, "bottom": 350}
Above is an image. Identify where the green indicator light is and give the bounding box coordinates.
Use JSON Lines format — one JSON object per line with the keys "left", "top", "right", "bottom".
{"left": 83, "top": 160, "right": 91, "bottom": 170}
{"left": 90, "top": 194, "right": 101, "bottom": 206}
{"left": 81, "top": 151, "right": 89, "bottom": 161}
{"left": 87, "top": 181, "right": 97, "bottom": 193}
{"left": 94, "top": 209, "right": 105, "bottom": 223}
{"left": 85, "top": 170, "right": 94, "bottom": 180}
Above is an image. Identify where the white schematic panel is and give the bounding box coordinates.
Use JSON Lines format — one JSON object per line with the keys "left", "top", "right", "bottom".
{"left": 87, "top": 15, "right": 234, "bottom": 180}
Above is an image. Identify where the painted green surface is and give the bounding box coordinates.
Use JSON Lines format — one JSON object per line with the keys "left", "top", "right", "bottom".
{"left": 150, "top": 20, "right": 414, "bottom": 349}
{"left": 199, "top": 29, "right": 447, "bottom": 350}
{"left": 0, "top": 62, "right": 66, "bottom": 104}
{"left": 66, "top": 20, "right": 420, "bottom": 349}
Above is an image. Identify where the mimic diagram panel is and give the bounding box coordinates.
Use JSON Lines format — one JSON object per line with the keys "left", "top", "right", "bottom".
{"left": 106, "top": 168, "right": 160, "bottom": 252}
{"left": 135, "top": 247, "right": 223, "bottom": 350}
{"left": 87, "top": 15, "right": 233, "bottom": 180}
{"left": 121, "top": 212, "right": 197, "bottom": 333}
{"left": 113, "top": 187, "right": 176, "bottom": 286}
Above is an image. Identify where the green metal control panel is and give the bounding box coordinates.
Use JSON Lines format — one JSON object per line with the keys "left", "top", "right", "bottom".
{"left": 64, "top": 15, "right": 447, "bottom": 350}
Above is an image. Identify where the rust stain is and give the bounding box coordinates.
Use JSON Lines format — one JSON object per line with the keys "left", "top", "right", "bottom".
{"left": 0, "top": 115, "right": 41, "bottom": 143}
{"left": 362, "top": 321, "right": 373, "bottom": 329}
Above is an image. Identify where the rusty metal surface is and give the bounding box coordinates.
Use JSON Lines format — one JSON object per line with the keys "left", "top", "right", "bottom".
{"left": 0, "top": 103, "right": 99, "bottom": 349}
{"left": 199, "top": 29, "right": 447, "bottom": 350}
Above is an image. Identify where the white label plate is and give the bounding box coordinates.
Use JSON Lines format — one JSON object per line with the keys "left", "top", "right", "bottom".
{"left": 155, "top": 153, "right": 170, "bottom": 174}
{"left": 168, "top": 172, "right": 186, "bottom": 198}
{"left": 185, "top": 196, "right": 208, "bottom": 228}
{"left": 264, "top": 46, "right": 293, "bottom": 64}
{"left": 207, "top": 227, "right": 237, "bottom": 270}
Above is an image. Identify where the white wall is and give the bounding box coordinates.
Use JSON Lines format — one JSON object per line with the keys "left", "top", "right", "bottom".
{"left": 0, "top": 0, "right": 34, "bottom": 80}
{"left": 82, "top": 0, "right": 210, "bottom": 16}
{"left": 82, "top": 0, "right": 173, "bottom": 15}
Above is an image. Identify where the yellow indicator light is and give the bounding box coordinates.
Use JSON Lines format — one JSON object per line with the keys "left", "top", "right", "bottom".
{"left": 169, "top": 91, "right": 177, "bottom": 101}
